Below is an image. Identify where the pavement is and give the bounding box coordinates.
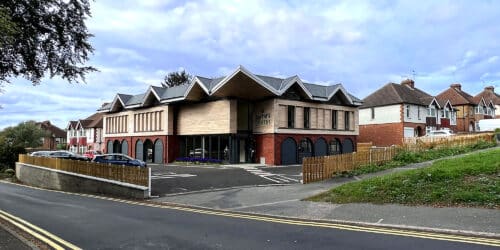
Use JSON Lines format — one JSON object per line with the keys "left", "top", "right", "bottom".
{"left": 0, "top": 223, "right": 31, "bottom": 250}
{"left": 154, "top": 146, "right": 500, "bottom": 237}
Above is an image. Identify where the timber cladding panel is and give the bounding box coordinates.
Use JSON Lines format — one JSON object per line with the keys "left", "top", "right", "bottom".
{"left": 177, "top": 100, "right": 236, "bottom": 135}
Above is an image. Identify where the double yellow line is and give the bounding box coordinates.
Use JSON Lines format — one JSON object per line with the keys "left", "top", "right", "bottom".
{"left": 1, "top": 180, "right": 499, "bottom": 247}
{"left": 0, "top": 209, "right": 80, "bottom": 250}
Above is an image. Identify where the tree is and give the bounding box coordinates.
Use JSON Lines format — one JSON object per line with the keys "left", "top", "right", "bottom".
{"left": 0, "top": 121, "right": 48, "bottom": 148}
{"left": 0, "top": 0, "right": 96, "bottom": 87}
{"left": 161, "top": 70, "right": 192, "bottom": 88}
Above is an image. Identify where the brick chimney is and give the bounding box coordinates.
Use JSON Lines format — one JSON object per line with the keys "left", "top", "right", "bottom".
{"left": 485, "top": 86, "right": 495, "bottom": 92}
{"left": 450, "top": 83, "right": 461, "bottom": 91}
{"left": 401, "top": 79, "right": 415, "bottom": 89}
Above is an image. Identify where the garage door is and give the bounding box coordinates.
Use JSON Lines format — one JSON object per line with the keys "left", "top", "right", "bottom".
{"left": 343, "top": 138, "right": 354, "bottom": 154}
{"left": 121, "top": 140, "right": 128, "bottom": 156}
{"left": 135, "top": 140, "right": 143, "bottom": 161}
{"left": 154, "top": 139, "right": 163, "bottom": 164}
{"left": 404, "top": 127, "right": 415, "bottom": 138}
{"left": 281, "top": 138, "right": 297, "bottom": 165}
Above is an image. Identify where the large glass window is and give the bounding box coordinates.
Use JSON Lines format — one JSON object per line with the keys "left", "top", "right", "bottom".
{"left": 303, "top": 107, "right": 310, "bottom": 129}
{"left": 329, "top": 139, "right": 341, "bottom": 155}
{"left": 287, "top": 106, "right": 295, "bottom": 128}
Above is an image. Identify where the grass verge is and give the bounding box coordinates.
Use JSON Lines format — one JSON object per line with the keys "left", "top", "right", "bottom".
{"left": 345, "top": 140, "right": 496, "bottom": 177}
{"left": 308, "top": 148, "right": 500, "bottom": 208}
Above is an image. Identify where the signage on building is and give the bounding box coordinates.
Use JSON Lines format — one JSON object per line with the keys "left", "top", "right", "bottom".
{"left": 255, "top": 111, "right": 271, "bottom": 126}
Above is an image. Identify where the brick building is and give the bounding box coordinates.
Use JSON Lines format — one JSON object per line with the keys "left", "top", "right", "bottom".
{"left": 35, "top": 121, "right": 67, "bottom": 150}
{"left": 359, "top": 79, "right": 456, "bottom": 146}
{"left": 67, "top": 112, "right": 104, "bottom": 154}
{"left": 473, "top": 86, "right": 499, "bottom": 119}
{"left": 98, "top": 66, "right": 362, "bottom": 165}
{"left": 436, "top": 84, "right": 496, "bottom": 132}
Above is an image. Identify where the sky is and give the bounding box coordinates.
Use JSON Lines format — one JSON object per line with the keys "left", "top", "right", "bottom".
{"left": 1, "top": 0, "right": 500, "bottom": 130}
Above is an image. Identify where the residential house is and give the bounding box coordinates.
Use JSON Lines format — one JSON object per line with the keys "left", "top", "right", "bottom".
{"left": 359, "top": 79, "right": 456, "bottom": 146}
{"left": 98, "top": 66, "right": 362, "bottom": 165}
{"left": 35, "top": 121, "right": 67, "bottom": 150}
{"left": 473, "top": 86, "right": 499, "bottom": 119}
{"left": 67, "top": 112, "right": 104, "bottom": 154}
{"left": 436, "top": 83, "right": 486, "bottom": 132}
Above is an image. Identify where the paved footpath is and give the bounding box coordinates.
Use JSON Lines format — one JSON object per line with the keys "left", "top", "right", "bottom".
{"left": 155, "top": 146, "right": 500, "bottom": 237}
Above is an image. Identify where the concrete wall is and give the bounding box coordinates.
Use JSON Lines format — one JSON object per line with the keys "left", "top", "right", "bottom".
{"left": 16, "top": 163, "right": 149, "bottom": 199}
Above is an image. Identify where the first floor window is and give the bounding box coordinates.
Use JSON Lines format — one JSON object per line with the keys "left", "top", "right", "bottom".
{"left": 332, "top": 110, "right": 338, "bottom": 129}
{"left": 287, "top": 106, "right": 295, "bottom": 128}
{"left": 303, "top": 107, "right": 310, "bottom": 129}
{"left": 344, "top": 111, "right": 350, "bottom": 130}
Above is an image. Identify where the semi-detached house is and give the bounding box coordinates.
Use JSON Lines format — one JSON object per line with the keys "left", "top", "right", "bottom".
{"left": 359, "top": 79, "right": 457, "bottom": 146}
{"left": 98, "top": 66, "right": 362, "bottom": 165}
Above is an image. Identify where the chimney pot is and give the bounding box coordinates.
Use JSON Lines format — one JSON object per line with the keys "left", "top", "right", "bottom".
{"left": 485, "top": 86, "right": 494, "bottom": 91}
{"left": 401, "top": 79, "right": 415, "bottom": 89}
{"left": 450, "top": 83, "right": 462, "bottom": 91}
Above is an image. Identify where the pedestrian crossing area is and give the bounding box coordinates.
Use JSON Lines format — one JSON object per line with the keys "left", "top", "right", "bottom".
{"left": 151, "top": 172, "right": 197, "bottom": 180}
{"left": 244, "top": 167, "right": 300, "bottom": 184}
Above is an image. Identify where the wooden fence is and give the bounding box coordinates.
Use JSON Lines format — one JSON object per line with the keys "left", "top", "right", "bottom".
{"left": 302, "top": 146, "right": 398, "bottom": 184}
{"left": 302, "top": 133, "right": 495, "bottom": 184}
{"left": 18, "top": 155, "right": 149, "bottom": 187}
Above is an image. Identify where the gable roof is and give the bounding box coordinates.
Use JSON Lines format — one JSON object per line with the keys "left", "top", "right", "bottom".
{"left": 474, "top": 86, "right": 500, "bottom": 105}
{"left": 98, "top": 65, "right": 362, "bottom": 112}
{"left": 436, "top": 84, "right": 476, "bottom": 106}
{"left": 37, "top": 121, "right": 66, "bottom": 138}
{"left": 361, "top": 81, "right": 433, "bottom": 108}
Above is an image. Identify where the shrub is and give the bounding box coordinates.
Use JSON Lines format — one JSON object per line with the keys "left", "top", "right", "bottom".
{"left": 0, "top": 143, "right": 26, "bottom": 171}
{"left": 4, "top": 168, "right": 15, "bottom": 176}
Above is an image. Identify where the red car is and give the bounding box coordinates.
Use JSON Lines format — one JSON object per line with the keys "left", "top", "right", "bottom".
{"left": 83, "top": 150, "right": 102, "bottom": 160}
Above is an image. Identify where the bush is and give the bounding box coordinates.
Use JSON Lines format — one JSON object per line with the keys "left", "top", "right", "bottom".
{"left": 4, "top": 168, "right": 15, "bottom": 176}
{"left": 0, "top": 143, "right": 26, "bottom": 171}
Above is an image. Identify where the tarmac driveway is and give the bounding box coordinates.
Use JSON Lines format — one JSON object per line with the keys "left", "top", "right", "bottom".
{"left": 150, "top": 164, "right": 302, "bottom": 196}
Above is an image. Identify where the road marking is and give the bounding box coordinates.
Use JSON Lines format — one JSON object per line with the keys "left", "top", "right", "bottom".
{"left": 244, "top": 167, "right": 300, "bottom": 184}
{"left": 0, "top": 209, "right": 81, "bottom": 250}
{"left": 1, "top": 181, "right": 499, "bottom": 247}
{"left": 151, "top": 173, "right": 197, "bottom": 180}
{"left": 229, "top": 199, "right": 300, "bottom": 210}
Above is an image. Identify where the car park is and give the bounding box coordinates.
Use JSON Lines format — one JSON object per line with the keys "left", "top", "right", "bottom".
{"left": 30, "top": 151, "right": 52, "bottom": 157}
{"left": 48, "top": 151, "right": 89, "bottom": 161}
{"left": 92, "top": 154, "right": 147, "bottom": 168}
{"left": 83, "top": 150, "right": 102, "bottom": 160}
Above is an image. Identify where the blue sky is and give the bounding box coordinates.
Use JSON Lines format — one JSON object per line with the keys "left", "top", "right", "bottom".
{"left": 1, "top": 0, "right": 500, "bottom": 130}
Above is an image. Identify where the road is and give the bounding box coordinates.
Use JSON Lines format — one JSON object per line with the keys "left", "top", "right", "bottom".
{"left": 0, "top": 181, "right": 498, "bottom": 250}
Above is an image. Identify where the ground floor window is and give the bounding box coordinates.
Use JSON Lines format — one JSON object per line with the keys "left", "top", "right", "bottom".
{"left": 179, "top": 135, "right": 230, "bottom": 161}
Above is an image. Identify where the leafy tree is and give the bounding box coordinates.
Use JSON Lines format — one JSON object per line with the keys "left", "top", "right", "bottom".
{"left": 0, "top": 121, "right": 48, "bottom": 148}
{"left": 161, "top": 70, "right": 192, "bottom": 88}
{"left": 0, "top": 0, "right": 96, "bottom": 87}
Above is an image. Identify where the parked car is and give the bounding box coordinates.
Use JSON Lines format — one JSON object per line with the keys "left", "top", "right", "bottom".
{"left": 189, "top": 148, "right": 208, "bottom": 158}
{"left": 48, "top": 151, "right": 89, "bottom": 161}
{"left": 83, "top": 150, "right": 102, "bottom": 160}
{"left": 92, "top": 154, "right": 147, "bottom": 168}
{"left": 30, "top": 151, "right": 51, "bottom": 157}
{"left": 426, "top": 130, "right": 455, "bottom": 137}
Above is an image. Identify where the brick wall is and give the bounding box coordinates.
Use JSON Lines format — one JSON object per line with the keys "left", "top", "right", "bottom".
{"left": 359, "top": 123, "right": 403, "bottom": 146}
{"left": 255, "top": 133, "right": 357, "bottom": 165}
{"left": 104, "top": 135, "right": 175, "bottom": 163}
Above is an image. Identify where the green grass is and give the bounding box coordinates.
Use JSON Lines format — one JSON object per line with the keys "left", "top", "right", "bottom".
{"left": 308, "top": 149, "right": 500, "bottom": 208}
{"left": 345, "top": 140, "right": 496, "bottom": 177}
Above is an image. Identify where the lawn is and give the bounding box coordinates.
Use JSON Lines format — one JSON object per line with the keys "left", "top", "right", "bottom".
{"left": 308, "top": 148, "right": 500, "bottom": 208}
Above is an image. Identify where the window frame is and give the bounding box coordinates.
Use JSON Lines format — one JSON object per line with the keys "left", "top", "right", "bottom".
{"left": 287, "top": 105, "right": 295, "bottom": 128}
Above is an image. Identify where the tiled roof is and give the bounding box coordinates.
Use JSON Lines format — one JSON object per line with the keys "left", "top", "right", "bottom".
{"left": 436, "top": 85, "right": 476, "bottom": 106}
{"left": 474, "top": 87, "right": 500, "bottom": 105}
{"left": 361, "top": 82, "right": 433, "bottom": 108}
{"left": 99, "top": 66, "right": 362, "bottom": 112}
{"left": 37, "top": 121, "right": 66, "bottom": 138}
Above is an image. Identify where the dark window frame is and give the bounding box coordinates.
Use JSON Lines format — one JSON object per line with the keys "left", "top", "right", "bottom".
{"left": 303, "top": 107, "right": 310, "bottom": 129}
{"left": 287, "top": 106, "right": 295, "bottom": 128}
{"left": 344, "top": 111, "right": 350, "bottom": 131}
{"left": 332, "top": 110, "right": 338, "bottom": 130}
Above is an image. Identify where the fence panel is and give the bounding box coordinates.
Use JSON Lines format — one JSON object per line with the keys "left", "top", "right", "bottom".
{"left": 302, "top": 133, "right": 494, "bottom": 184}
{"left": 18, "top": 155, "right": 149, "bottom": 187}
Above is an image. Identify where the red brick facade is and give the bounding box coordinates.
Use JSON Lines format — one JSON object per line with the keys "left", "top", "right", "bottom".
{"left": 359, "top": 123, "right": 403, "bottom": 146}
{"left": 255, "top": 133, "right": 357, "bottom": 165}
{"left": 104, "top": 135, "right": 176, "bottom": 163}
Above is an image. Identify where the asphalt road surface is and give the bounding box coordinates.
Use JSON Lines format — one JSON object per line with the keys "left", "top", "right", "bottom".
{"left": 0, "top": 181, "right": 497, "bottom": 250}
{"left": 150, "top": 165, "right": 302, "bottom": 195}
